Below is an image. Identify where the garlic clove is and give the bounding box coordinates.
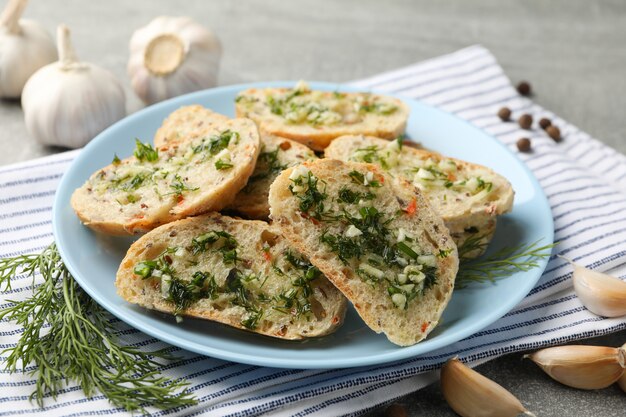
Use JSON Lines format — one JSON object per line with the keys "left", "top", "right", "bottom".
{"left": 128, "top": 16, "right": 222, "bottom": 105}
{"left": 619, "top": 342, "right": 626, "bottom": 393}
{"left": 525, "top": 345, "right": 626, "bottom": 390}
{"left": 440, "top": 357, "right": 535, "bottom": 417}
{"left": 559, "top": 255, "right": 626, "bottom": 317}
{"left": 21, "top": 25, "right": 126, "bottom": 148}
{"left": 0, "top": 0, "right": 57, "bottom": 98}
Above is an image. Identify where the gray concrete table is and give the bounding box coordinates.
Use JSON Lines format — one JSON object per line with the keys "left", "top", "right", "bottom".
{"left": 1, "top": 0, "right": 624, "bottom": 415}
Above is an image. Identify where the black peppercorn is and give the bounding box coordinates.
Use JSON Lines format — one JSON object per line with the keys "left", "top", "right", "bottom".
{"left": 516, "top": 138, "right": 532, "bottom": 152}
{"left": 539, "top": 117, "right": 551, "bottom": 130}
{"left": 517, "top": 81, "right": 531, "bottom": 96}
{"left": 547, "top": 125, "right": 562, "bottom": 142}
{"left": 518, "top": 114, "right": 533, "bottom": 130}
{"left": 497, "top": 107, "right": 512, "bottom": 121}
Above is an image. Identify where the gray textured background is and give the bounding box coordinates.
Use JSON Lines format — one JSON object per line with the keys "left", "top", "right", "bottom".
{"left": 0, "top": 0, "right": 624, "bottom": 415}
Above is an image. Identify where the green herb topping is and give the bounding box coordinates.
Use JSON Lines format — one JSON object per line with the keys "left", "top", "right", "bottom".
{"left": 133, "top": 139, "right": 159, "bottom": 162}
{"left": 215, "top": 159, "right": 234, "bottom": 170}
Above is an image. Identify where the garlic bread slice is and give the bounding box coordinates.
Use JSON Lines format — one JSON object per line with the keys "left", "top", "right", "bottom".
{"left": 235, "top": 82, "right": 409, "bottom": 151}
{"left": 269, "top": 159, "right": 458, "bottom": 346}
{"left": 325, "top": 135, "right": 514, "bottom": 258}
{"left": 116, "top": 213, "right": 347, "bottom": 339}
{"left": 228, "top": 133, "right": 317, "bottom": 219}
{"left": 71, "top": 115, "right": 260, "bottom": 235}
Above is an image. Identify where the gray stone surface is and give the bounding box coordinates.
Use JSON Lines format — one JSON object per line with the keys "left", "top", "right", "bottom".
{"left": 0, "top": 0, "right": 624, "bottom": 415}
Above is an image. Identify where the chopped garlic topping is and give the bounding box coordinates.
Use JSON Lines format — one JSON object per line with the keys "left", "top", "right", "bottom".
{"left": 345, "top": 225, "right": 363, "bottom": 238}
{"left": 417, "top": 254, "right": 437, "bottom": 267}
{"left": 466, "top": 177, "right": 479, "bottom": 192}
{"left": 215, "top": 148, "right": 231, "bottom": 161}
{"left": 294, "top": 80, "right": 310, "bottom": 92}
{"left": 161, "top": 274, "right": 172, "bottom": 298}
{"left": 359, "top": 263, "right": 385, "bottom": 279}
{"left": 397, "top": 228, "right": 406, "bottom": 242}
{"left": 416, "top": 168, "right": 435, "bottom": 180}
{"left": 289, "top": 165, "right": 310, "bottom": 180}
{"left": 392, "top": 293, "right": 407, "bottom": 309}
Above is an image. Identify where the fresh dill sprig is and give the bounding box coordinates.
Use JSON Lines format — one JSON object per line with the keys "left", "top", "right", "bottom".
{"left": 456, "top": 239, "right": 556, "bottom": 289}
{"left": 0, "top": 244, "right": 197, "bottom": 412}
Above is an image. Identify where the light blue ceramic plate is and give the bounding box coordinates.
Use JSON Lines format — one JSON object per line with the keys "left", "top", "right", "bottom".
{"left": 53, "top": 82, "right": 553, "bottom": 369}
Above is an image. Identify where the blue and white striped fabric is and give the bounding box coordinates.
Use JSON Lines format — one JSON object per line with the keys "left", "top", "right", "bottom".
{"left": 1, "top": 45, "right": 625, "bottom": 416}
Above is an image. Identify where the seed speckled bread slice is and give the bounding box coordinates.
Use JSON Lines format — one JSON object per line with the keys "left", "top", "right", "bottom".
{"left": 71, "top": 115, "right": 260, "bottom": 235}
{"left": 325, "top": 135, "right": 514, "bottom": 258}
{"left": 228, "top": 133, "right": 317, "bottom": 219}
{"left": 116, "top": 212, "right": 347, "bottom": 339}
{"left": 153, "top": 105, "right": 230, "bottom": 148}
{"left": 235, "top": 82, "right": 409, "bottom": 151}
{"left": 268, "top": 159, "right": 458, "bottom": 346}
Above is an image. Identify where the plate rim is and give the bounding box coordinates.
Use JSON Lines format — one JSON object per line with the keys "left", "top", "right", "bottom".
{"left": 52, "top": 81, "right": 554, "bottom": 369}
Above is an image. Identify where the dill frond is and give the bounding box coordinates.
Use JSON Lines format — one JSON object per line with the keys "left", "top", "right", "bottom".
{"left": 0, "top": 244, "right": 197, "bottom": 412}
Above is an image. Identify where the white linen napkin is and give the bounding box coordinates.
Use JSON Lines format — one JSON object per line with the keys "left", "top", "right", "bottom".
{"left": 1, "top": 45, "right": 625, "bottom": 417}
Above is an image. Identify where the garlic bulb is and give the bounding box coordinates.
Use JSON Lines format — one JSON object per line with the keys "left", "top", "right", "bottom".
{"left": 128, "top": 16, "right": 222, "bottom": 105}
{"left": 0, "top": 0, "right": 57, "bottom": 98}
{"left": 22, "top": 25, "right": 126, "bottom": 148}
{"left": 559, "top": 255, "right": 626, "bottom": 317}
{"left": 440, "top": 357, "right": 535, "bottom": 417}
{"left": 525, "top": 345, "right": 625, "bottom": 390}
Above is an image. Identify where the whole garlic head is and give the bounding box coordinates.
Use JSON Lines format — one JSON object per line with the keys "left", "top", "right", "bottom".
{"left": 0, "top": 0, "right": 57, "bottom": 98}
{"left": 22, "top": 25, "right": 126, "bottom": 148}
{"left": 128, "top": 16, "right": 222, "bottom": 105}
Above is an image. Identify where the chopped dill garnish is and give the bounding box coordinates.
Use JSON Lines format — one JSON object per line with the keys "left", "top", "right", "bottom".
{"left": 133, "top": 138, "right": 159, "bottom": 162}
{"left": 456, "top": 239, "right": 556, "bottom": 288}
{"left": 0, "top": 244, "right": 196, "bottom": 412}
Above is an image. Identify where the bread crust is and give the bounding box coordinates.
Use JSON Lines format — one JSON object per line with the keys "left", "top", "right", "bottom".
{"left": 325, "top": 135, "right": 514, "bottom": 257}
{"left": 268, "top": 159, "right": 458, "bottom": 346}
{"left": 116, "top": 212, "right": 347, "bottom": 339}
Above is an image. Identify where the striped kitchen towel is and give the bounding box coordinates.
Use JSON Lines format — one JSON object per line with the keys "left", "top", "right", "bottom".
{"left": 1, "top": 45, "right": 625, "bottom": 416}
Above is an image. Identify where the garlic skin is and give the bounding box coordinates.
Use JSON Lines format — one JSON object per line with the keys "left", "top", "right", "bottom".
{"left": 560, "top": 255, "right": 626, "bottom": 317}
{"left": 22, "top": 25, "right": 125, "bottom": 148}
{"left": 128, "top": 16, "right": 222, "bottom": 105}
{"left": 619, "top": 343, "right": 626, "bottom": 393}
{"left": 525, "top": 345, "right": 626, "bottom": 390}
{"left": 440, "top": 357, "right": 535, "bottom": 417}
{"left": 0, "top": 0, "right": 57, "bottom": 98}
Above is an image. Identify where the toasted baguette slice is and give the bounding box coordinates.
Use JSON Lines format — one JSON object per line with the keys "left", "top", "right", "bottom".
{"left": 116, "top": 213, "right": 347, "bottom": 339}
{"left": 153, "top": 105, "right": 230, "bottom": 148}
{"left": 235, "top": 82, "right": 409, "bottom": 151}
{"left": 228, "top": 134, "right": 317, "bottom": 219}
{"left": 71, "top": 114, "right": 260, "bottom": 235}
{"left": 325, "top": 136, "right": 514, "bottom": 258}
{"left": 268, "top": 159, "right": 458, "bottom": 346}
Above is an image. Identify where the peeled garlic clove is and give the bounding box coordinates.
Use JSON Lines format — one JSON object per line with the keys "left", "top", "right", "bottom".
{"left": 21, "top": 25, "right": 126, "bottom": 148}
{"left": 525, "top": 345, "right": 626, "bottom": 390}
{"left": 128, "top": 16, "right": 222, "bottom": 105}
{"left": 0, "top": 0, "right": 57, "bottom": 98}
{"left": 619, "top": 343, "right": 626, "bottom": 393}
{"left": 440, "top": 357, "right": 535, "bottom": 417}
{"left": 559, "top": 255, "right": 626, "bottom": 317}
